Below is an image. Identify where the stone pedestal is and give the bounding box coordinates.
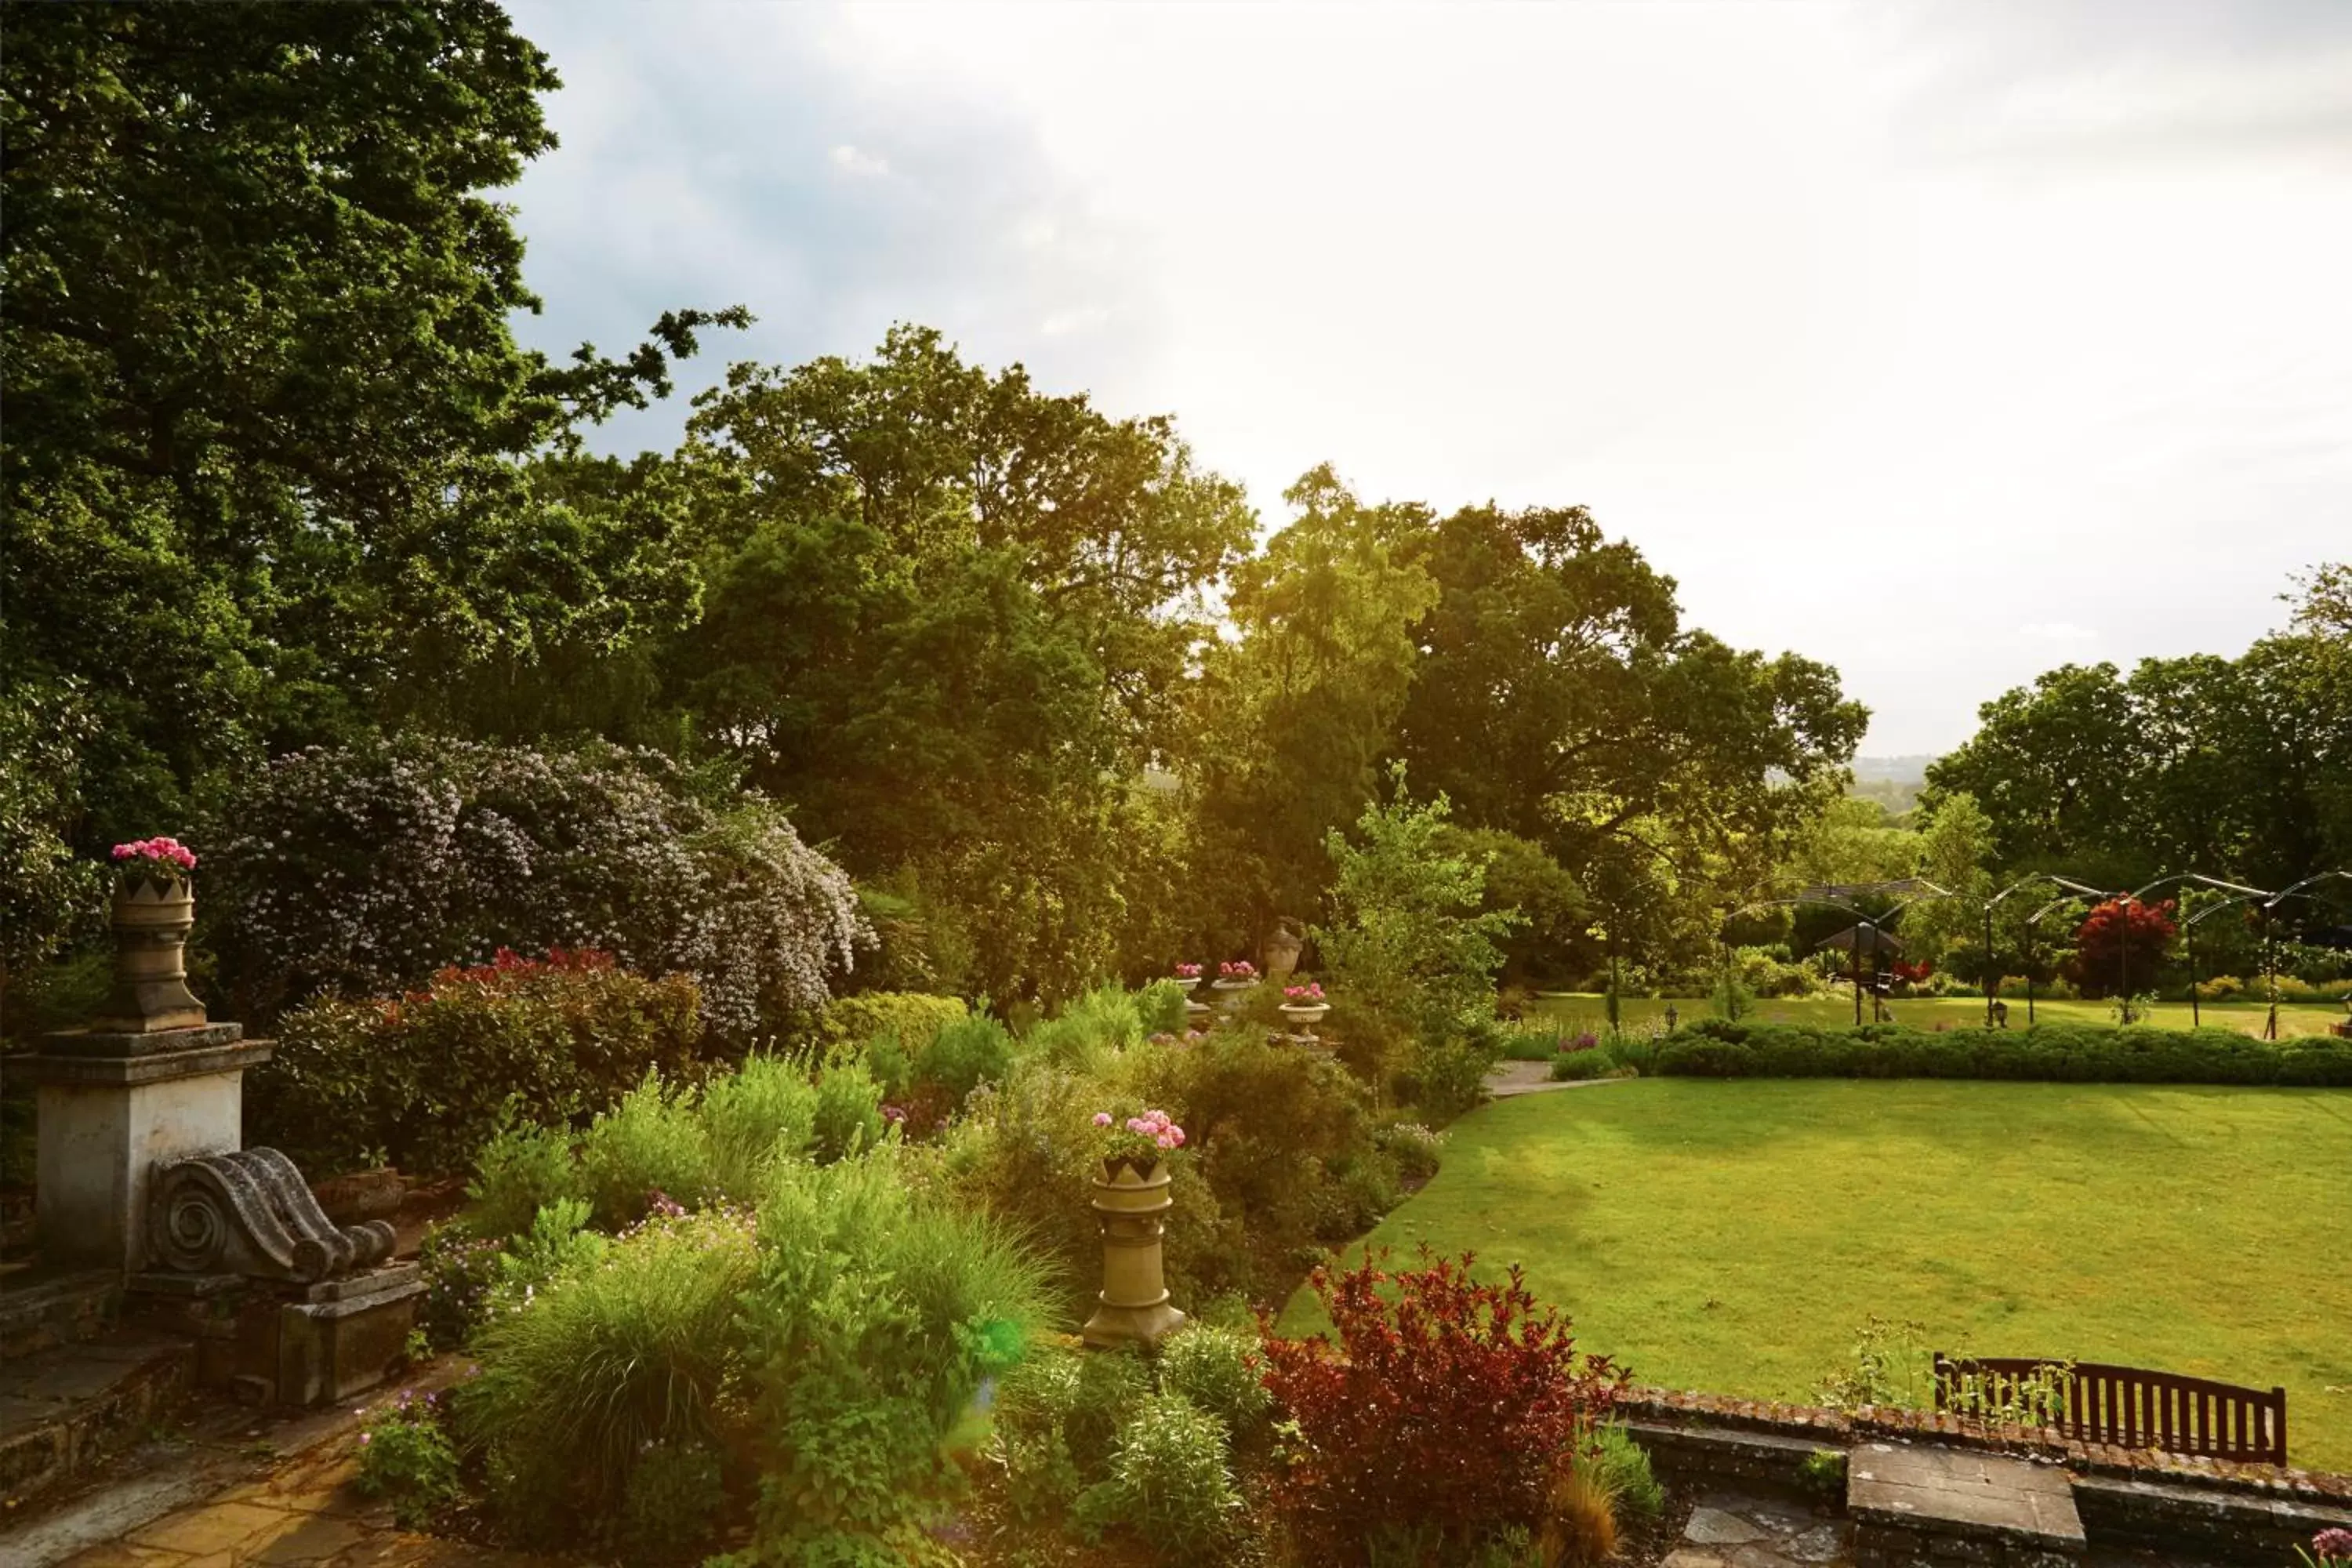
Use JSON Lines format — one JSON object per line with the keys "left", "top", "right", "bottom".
{"left": 259, "top": 1265, "right": 427, "bottom": 1406}
{"left": 132, "top": 1265, "right": 426, "bottom": 1406}
{"left": 20, "top": 1025, "right": 273, "bottom": 1274}
{"left": 1080, "top": 1158, "right": 1186, "bottom": 1348}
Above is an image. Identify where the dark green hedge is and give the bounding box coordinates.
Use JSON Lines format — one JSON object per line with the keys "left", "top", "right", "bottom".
{"left": 1650, "top": 1019, "right": 2352, "bottom": 1086}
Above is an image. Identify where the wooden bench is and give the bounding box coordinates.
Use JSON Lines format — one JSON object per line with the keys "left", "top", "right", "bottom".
{"left": 1934, "top": 1353, "right": 2286, "bottom": 1465}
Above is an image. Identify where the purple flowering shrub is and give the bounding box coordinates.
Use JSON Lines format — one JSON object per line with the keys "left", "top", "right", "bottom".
{"left": 202, "top": 735, "right": 867, "bottom": 1035}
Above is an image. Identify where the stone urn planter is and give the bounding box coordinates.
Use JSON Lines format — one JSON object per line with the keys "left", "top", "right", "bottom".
{"left": 1080, "top": 1157, "right": 1186, "bottom": 1348}
{"left": 92, "top": 877, "right": 207, "bottom": 1033}
{"left": 1278, "top": 1002, "right": 1330, "bottom": 1030}
{"left": 1264, "top": 926, "right": 1304, "bottom": 982}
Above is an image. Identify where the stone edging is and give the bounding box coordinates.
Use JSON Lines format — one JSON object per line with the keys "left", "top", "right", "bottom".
{"left": 1617, "top": 1385, "right": 2352, "bottom": 1503}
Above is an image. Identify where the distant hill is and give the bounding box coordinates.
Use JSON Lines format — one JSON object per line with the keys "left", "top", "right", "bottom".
{"left": 1847, "top": 754, "right": 1933, "bottom": 815}
{"left": 1849, "top": 755, "right": 1935, "bottom": 785}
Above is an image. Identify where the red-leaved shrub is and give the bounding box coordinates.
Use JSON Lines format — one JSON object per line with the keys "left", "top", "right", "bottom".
{"left": 2070, "top": 898, "right": 2178, "bottom": 997}
{"left": 1257, "top": 1247, "right": 1625, "bottom": 1565}
{"left": 251, "top": 949, "right": 706, "bottom": 1178}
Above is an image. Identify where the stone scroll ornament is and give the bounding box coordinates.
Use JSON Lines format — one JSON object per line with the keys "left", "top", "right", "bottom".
{"left": 147, "top": 1148, "right": 397, "bottom": 1283}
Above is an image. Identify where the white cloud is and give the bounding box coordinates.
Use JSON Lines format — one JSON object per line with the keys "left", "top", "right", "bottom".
{"left": 1040, "top": 305, "right": 1108, "bottom": 337}
{"left": 2018, "top": 622, "right": 2102, "bottom": 645}
{"left": 828, "top": 143, "right": 890, "bottom": 178}
{"left": 504, "top": 0, "right": 2352, "bottom": 756}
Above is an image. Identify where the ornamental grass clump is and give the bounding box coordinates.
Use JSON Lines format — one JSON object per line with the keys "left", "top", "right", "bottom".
{"left": 1258, "top": 1247, "right": 1627, "bottom": 1566}
{"left": 739, "top": 1153, "right": 1053, "bottom": 1562}
{"left": 460, "top": 1204, "right": 759, "bottom": 1543}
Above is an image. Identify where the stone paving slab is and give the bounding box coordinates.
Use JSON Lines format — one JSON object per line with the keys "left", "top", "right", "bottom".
{"left": 45, "top": 1432, "right": 560, "bottom": 1566}
{"left": 1848, "top": 1440, "right": 2085, "bottom": 1557}
{"left": 1663, "top": 1487, "right": 1856, "bottom": 1566}
{"left": 1, "top": 1356, "right": 566, "bottom": 1568}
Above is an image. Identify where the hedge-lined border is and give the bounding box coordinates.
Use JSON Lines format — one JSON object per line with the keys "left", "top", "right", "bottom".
{"left": 1628, "top": 1021, "right": 2352, "bottom": 1087}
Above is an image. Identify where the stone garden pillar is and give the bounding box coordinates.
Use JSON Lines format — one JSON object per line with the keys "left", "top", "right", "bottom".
{"left": 21, "top": 875, "right": 272, "bottom": 1274}
{"left": 23, "top": 851, "right": 423, "bottom": 1404}
{"left": 1081, "top": 1158, "right": 1187, "bottom": 1348}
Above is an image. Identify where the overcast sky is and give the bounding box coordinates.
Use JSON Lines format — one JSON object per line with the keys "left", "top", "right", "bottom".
{"left": 503, "top": 0, "right": 2352, "bottom": 757}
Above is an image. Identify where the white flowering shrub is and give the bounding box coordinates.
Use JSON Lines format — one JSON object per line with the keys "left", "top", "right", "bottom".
{"left": 203, "top": 736, "right": 868, "bottom": 1035}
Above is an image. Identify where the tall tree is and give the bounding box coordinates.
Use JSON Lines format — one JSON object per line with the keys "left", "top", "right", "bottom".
{"left": 668, "top": 328, "right": 1254, "bottom": 1000}
{"left": 1389, "top": 499, "right": 1867, "bottom": 973}
{"left": 1190, "top": 467, "right": 1440, "bottom": 943}
{"left": 2, "top": 0, "right": 737, "bottom": 843}
{"left": 1926, "top": 569, "right": 2351, "bottom": 891}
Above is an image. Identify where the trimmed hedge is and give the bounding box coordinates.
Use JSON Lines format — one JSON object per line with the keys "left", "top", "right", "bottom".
{"left": 1648, "top": 1019, "right": 2352, "bottom": 1087}
{"left": 821, "top": 991, "right": 968, "bottom": 1054}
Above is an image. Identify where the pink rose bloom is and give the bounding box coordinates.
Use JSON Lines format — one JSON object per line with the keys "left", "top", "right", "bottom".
{"left": 1093, "top": 1112, "right": 1112, "bottom": 1127}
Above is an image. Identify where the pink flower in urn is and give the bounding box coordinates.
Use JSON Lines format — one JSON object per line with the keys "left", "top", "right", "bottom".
{"left": 111, "top": 835, "right": 198, "bottom": 880}
{"left": 1284, "top": 982, "right": 1325, "bottom": 1003}
{"left": 1098, "top": 1106, "right": 1185, "bottom": 1165}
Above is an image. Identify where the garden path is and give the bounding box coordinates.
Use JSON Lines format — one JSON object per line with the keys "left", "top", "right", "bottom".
{"left": 2, "top": 1361, "right": 565, "bottom": 1568}
{"left": 1660, "top": 1489, "right": 1852, "bottom": 1566}
{"left": 1483, "top": 1061, "right": 1636, "bottom": 1098}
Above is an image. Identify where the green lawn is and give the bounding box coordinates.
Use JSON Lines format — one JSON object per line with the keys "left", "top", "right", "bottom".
{"left": 1283, "top": 1079, "right": 2352, "bottom": 1472}
{"left": 1530, "top": 991, "right": 2351, "bottom": 1038}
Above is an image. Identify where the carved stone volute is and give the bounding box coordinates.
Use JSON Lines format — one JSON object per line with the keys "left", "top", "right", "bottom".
{"left": 147, "top": 1148, "right": 396, "bottom": 1283}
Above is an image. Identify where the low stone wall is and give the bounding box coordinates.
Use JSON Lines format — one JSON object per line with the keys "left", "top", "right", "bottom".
{"left": 1622, "top": 1417, "right": 1840, "bottom": 1492}
{"left": 0, "top": 1334, "right": 194, "bottom": 1508}
{"left": 1617, "top": 1385, "right": 2352, "bottom": 1563}
{"left": 1617, "top": 1385, "right": 2352, "bottom": 1504}
{"left": 2071, "top": 1472, "right": 2352, "bottom": 1561}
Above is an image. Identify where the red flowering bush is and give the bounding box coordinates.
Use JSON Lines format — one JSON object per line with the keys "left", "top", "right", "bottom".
{"left": 1257, "top": 1247, "right": 1625, "bottom": 1564}
{"left": 2070, "top": 898, "right": 2177, "bottom": 997}
{"left": 426, "top": 945, "right": 615, "bottom": 992}
{"left": 252, "top": 949, "right": 706, "bottom": 1176}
